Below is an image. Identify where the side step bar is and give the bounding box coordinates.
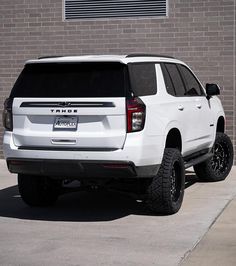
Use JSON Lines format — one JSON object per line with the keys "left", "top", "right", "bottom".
{"left": 184, "top": 153, "right": 213, "bottom": 169}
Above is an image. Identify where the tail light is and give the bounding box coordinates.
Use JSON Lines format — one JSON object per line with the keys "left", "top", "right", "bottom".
{"left": 2, "top": 98, "right": 13, "bottom": 131}
{"left": 126, "top": 97, "right": 146, "bottom": 133}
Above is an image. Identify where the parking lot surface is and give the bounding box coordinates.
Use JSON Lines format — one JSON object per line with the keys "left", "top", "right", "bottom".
{"left": 0, "top": 160, "right": 235, "bottom": 266}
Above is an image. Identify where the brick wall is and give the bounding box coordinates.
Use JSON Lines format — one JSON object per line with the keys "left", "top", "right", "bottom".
{"left": 0, "top": 0, "right": 235, "bottom": 160}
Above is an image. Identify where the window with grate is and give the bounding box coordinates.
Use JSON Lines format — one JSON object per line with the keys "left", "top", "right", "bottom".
{"left": 64, "top": 0, "right": 167, "bottom": 20}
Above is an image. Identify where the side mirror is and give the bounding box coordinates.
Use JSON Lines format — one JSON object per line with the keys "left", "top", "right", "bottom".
{"left": 206, "top": 83, "right": 220, "bottom": 97}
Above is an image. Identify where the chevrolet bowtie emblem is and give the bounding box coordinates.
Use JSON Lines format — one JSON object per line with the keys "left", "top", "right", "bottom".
{"left": 58, "top": 102, "right": 71, "bottom": 107}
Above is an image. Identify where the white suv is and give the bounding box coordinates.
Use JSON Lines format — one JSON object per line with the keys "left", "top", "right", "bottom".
{"left": 2, "top": 54, "right": 234, "bottom": 214}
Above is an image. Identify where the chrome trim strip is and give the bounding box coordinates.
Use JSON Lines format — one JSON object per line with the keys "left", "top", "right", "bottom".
{"left": 20, "top": 102, "right": 116, "bottom": 108}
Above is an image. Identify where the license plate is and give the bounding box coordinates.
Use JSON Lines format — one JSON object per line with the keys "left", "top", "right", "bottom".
{"left": 53, "top": 116, "right": 78, "bottom": 130}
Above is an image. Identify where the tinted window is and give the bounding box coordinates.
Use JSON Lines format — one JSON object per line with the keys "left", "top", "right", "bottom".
{"left": 179, "top": 65, "right": 204, "bottom": 96}
{"left": 11, "top": 63, "right": 127, "bottom": 98}
{"left": 128, "top": 63, "right": 157, "bottom": 96}
{"left": 161, "top": 64, "right": 175, "bottom": 96}
{"left": 165, "top": 64, "right": 186, "bottom": 96}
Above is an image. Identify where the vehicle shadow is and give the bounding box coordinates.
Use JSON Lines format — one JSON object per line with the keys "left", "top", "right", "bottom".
{"left": 0, "top": 171, "right": 198, "bottom": 222}
{"left": 0, "top": 185, "right": 150, "bottom": 222}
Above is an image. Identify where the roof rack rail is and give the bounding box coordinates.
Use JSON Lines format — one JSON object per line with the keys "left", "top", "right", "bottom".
{"left": 38, "top": 55, "right": 64, "bottom": 60}
{"left": 126, "top": 53, "right": 175, "bottom": 59}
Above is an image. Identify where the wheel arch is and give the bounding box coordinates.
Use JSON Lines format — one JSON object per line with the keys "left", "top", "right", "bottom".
{"left": 165, "top": 128, "right": 182, "bottom": 153}
{"left": 216, "top": 116, "right": 225, "bottom": 133}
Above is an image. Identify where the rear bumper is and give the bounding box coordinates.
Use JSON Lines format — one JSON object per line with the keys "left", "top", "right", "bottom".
{"left": 3, "top": 131, "right": 164, "bottom": 167}
{"left": 3, "top": 131, "right": 163, "bottom": 178}
{"left": 7, "top": 158, "right": 160, "bottom": 178}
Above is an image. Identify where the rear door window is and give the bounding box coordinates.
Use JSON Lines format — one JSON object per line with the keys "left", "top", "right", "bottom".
{"left": 164, "top": 63, "right": 186, "bottom": 97}
{"left": 11, "top": 63, "right": 128, "bottom": 98}
{"left": 128, "top": 63, "right": 157, "bottom": 96}
{"left": 161, "top": 64, "right": 176, "bottom": 96}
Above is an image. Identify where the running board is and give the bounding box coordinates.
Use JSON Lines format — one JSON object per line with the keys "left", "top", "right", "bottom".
{"left": 184, "top": 153, "right": 213, "bottom": 169}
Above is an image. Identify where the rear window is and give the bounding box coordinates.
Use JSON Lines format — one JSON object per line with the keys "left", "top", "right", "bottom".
{"left": 128, "top": 63, "right": 157, "bottom": 96}
{"left": 11, "top": 63, "right": 128, "bottom": 98}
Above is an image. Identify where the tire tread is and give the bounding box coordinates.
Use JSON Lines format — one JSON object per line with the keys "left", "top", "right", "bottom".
{"left": 146, "top": 148, "right": 185, "bottom": 215}
{"left": 194, "top": 133, "right": 233, "bottom": 182}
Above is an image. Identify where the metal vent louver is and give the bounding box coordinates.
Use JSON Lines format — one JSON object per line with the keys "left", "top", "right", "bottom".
{"left": 64, "top": 0, "right": 167, "bottom": 20}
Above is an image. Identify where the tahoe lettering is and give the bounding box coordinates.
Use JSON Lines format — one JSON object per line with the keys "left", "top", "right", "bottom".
{"left": 51, "top": 109, "right": 78, "bottom": 113}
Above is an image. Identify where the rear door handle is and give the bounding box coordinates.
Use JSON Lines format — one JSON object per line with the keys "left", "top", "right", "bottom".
{"left": 196, "top": 104, "right": 202, "bottom": 109}
{"left": 178, "top": 105, "right": 184, "bottom": 111}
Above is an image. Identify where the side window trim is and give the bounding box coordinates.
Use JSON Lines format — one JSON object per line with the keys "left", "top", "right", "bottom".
{"left": 176, "top": 64, "right": 187, "bottom": 93}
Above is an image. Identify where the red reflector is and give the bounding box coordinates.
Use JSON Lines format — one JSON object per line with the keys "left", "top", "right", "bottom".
{"left": 9, "top": 160, "right": 24, "bottom": 165}
{"left": 102, "top": 164, "right": 129, "bottom": 169}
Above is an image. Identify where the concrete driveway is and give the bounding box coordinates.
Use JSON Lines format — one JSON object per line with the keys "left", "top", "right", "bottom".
{"left": 0, "top": 160, "right": 235, "bottom": 266}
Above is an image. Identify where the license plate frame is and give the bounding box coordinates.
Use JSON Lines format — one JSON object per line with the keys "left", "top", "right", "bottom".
{"left": 53, "top": 116, "right": 78, "bottom": 131}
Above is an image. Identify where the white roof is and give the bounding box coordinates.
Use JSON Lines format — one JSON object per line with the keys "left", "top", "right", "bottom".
{"left": 26, "top": 54, "right": 185, "bottom": 65}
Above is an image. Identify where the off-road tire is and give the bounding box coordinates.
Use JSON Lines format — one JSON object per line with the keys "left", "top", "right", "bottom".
{"left": 18, "top": 174, "right": 60, "bottom": 206}
{"left": 194, "top": 132, "right": 233, "bottom": 182}
{"left": 146, "top": 148, "right": 185, "bottom": 215}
